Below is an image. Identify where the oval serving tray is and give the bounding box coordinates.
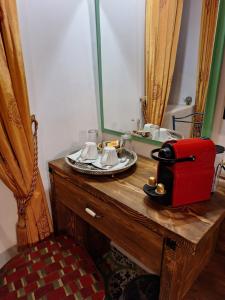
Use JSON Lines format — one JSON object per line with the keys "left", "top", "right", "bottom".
{"left": 65, "top": 148, "right": 137, "bottom": 176}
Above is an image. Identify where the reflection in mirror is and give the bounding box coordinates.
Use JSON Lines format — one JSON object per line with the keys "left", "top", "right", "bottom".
{"left": 98, "top": 0, "right": 219, "bottom": 142}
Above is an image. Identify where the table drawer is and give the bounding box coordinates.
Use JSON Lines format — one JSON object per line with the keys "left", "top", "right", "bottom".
{"left": 54, "top": 173, "right": 163, "bottom": 274}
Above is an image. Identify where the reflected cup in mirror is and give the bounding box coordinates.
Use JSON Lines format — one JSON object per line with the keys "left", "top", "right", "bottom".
{"left": 144, "top": 124, "right": 160, "bottom": 139}
{"left": 101, "top": 146, "right": 119, "bottom": 166}
{"left": 158, "top": 128, "right": 170, "bottom": 140}
{"left": 80, "top": 142, "right": 98, "bottom": 160}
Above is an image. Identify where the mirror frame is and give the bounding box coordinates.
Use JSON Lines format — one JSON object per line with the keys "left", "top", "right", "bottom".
{"left": 95, "top": 0, "right": 225, "bottom": 146}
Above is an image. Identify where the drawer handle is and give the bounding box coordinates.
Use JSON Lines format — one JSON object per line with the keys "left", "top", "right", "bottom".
{"left": 85, "top": 207, "right": 102, "bottom": 218}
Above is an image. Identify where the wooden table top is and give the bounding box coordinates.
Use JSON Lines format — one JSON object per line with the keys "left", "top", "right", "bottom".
{"left": 49, "top": 156, "right": 225, "bottom": 247}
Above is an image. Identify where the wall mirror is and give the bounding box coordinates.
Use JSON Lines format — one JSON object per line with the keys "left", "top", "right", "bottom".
{"left": 95, "top": 0, "right": 225, "bottom": 145}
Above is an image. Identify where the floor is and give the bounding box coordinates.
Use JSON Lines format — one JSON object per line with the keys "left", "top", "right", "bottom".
{"left": 98, "top": 244, "right": 225, "bottom": 300}
{"left": 185, "top": 251, "right": 225, "bottom": 300}
{"left": 97, "top": 246, "right": 148, "bottom": 299}
{"left": 185, "top": 225, "right": 225, "bottom": 300}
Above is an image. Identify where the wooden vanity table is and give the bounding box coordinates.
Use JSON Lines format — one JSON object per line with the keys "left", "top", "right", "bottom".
{"left": 49, "top": 156, "right": 225, "bottom": 300}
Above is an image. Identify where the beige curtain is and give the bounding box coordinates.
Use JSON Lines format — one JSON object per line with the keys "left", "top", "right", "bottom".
{"left": 145, "top": 0, "right": 183, "bottom": 126}
{"left": 193, "top": 0, "right": 219, "bottom": 137}
{"left": 0, "top": 0, "right": 52, "bottom": 247}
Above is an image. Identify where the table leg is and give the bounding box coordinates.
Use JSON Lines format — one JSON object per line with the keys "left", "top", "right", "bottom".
{"left": 159, "top": 238, "right": 184, "bottom": 300}
{"left": 160, "top": 229, "right": 219, "bottom": 300}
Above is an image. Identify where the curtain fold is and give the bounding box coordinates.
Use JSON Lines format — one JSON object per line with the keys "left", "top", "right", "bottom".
{"left": 0, "top": 0, "right": 52, "bottom": 247}
{"left": 145, "top": 0, "right": 183, "bottom": 126}
{"left": 193, "top": 0, "right": 219, "bottom": 137}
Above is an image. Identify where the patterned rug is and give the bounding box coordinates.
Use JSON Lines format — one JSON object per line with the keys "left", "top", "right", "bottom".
{"left": 0, "top": 236, "right": 105, "bottom": 300}
{"left": 96, "top": 246, "right": 159, "bottom": 300}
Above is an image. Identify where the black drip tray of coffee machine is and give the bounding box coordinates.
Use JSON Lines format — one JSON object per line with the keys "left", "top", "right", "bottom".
{"left": 143, "top": 184, "right": 171, "bottom": 206}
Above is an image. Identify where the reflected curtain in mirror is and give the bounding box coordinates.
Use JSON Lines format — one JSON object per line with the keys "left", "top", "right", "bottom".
{"left": 0, "top": 0, "right": 52, "bottom": 247}
{"left": 145, "top": 0, "right": 183, "bottom": 126}
{"left": 193, "top": 0, "right": 219, "bottom": 137}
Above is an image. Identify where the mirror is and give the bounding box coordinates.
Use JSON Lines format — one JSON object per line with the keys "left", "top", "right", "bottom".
{"left": 95, "top": 0, "right": 223, "bottom": 144}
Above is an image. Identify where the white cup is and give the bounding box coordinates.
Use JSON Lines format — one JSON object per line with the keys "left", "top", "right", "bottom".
{"left": 158, "top": 128, "right": 170, "bottom": 141}
{"left": 101, "top": 146, "right": 119, "bottom": 166}
{"left": 80, "top": 142, "right": 98, "bottom": 160}
{"left": 143, "top": 123, "right": 154, "bottom": 132}
{"left": 144, "top": 124, "right": 160, "bottom": 139}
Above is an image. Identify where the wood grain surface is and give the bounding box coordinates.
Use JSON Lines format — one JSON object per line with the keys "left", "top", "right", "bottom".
{"left": 49, "top": 156, "right": 225, "bottom": 249}
{"left": 185, "top": 222, "right": 225, "bottom": 300}
{"left": 53, "top": 172, "right": 163, "bottom": 274}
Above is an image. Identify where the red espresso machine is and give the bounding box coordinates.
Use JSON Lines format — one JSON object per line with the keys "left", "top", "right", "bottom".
{"left": 143, "top": 138, "right": 216, "bottom": 207}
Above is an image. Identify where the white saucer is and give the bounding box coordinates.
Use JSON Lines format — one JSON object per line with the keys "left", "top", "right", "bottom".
{"left": 92, "top": 156, "right": 129, "bottom": 170}
{"left": 67, "top": 150, "right": 97, "bottom": 164}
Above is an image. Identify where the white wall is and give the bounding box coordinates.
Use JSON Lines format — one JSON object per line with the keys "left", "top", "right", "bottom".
{"left": 168, "top": 0, "right": 202, "bottom": 106}
{"left": 0, "top": 0, "right": 99, "bottom": 263}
